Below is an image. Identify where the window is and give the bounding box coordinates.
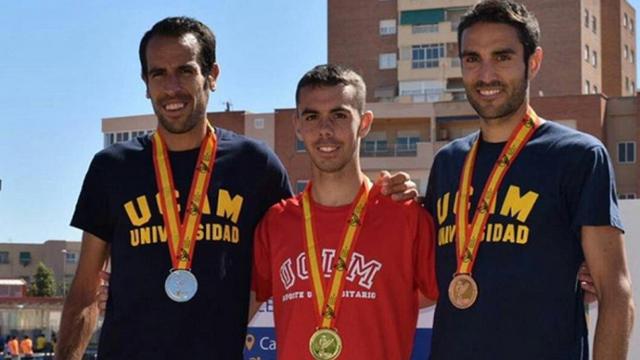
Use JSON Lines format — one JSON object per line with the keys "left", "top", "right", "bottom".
{"left": 362, "top": 139, "right": 389, "bottom": 154}
{"left": 592, "top": 51, "right": 597, "bottom": 67}
{"left": 104, "top": 133, "right": 115, "bottom": 147}
{"left": 295, "top": 180, "right": 309, "bottom": 194}
{"left": 362, "top": 135, "right": 389, "bottom": 156}
{"left": 0, "top": 252, "right": 8, "bottom": 264}
{"left": 624, "top": 45, "right": 629, "bottom": 59}
{"left": 585, "top": 9, "right": 589, "bottom": 28}
{"left": 631, "top": 19, "right": 635, "bottom": 32}
{"left": 64, "top": 252, "right": 78, "bottom": 264}
{"left": 626, "top": 76, "right": 630, "bottom": 92}
{"left": 593, "top": 85, "right": 598, "bottom": 93}
{"left": 618, "top": 142, "right": 636, "bottom": 163}
{"left": 379, "top": 53, "right": 397, "bottom": 70}
{"left": 379, "top": 19, "right": 396, "bottom": 35}
{"left": 254, "top": 118, "right": 264, "bottom": 129}
{"left": 412, "top": 44, "right": 444, "bottom": 69}
{"left": 632, "top": 81, "right": 636, "bottom": 92}
{"left": 412, "top": 24, "right": 438, "bottom": 34}
{"left": 624, "top": 13, "right": 629, "bottom": 28}
{"left": 632, "top": 50, "right": 636, "bottom": 64}
{"left": 584, "top": 45, "right": 590, "bottom": 61}
{"left": 19, "top": 252, "right": 31, "bottom": 266}
{"left": 585, "top": 80, "right": 591, "bottom": 94}
{"left": 396, "top": 133, "right": 420, "bottom": 155}
{"left": 619, "top": 193, "right": 637, "bottom": 199}
{"left": 592, "top": 15, "right": 597, "bottom": 33}
{"left": 295, "top": 138, "right": 306, "bottom": 152}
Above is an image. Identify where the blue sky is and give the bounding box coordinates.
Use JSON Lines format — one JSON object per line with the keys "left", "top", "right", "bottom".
{"left": 0, "top": 0, "right": 326, "bottom": 243}
{"left": 0, "top": 1, "right": 638, "bottom": 243}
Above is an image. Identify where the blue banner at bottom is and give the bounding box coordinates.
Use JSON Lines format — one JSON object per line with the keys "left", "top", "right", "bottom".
{"left": 244, "top": 327, "right": 432, "bottom": 359}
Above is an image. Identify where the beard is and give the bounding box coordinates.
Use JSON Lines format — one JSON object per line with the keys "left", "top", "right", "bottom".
{"left": 156, "top": 110, "right": 201, "bottom": 134}
{"left": 465, "top": 78, "right": 528, "bottom": 121}
{"left": 153, "top": 92, "right": 209, "bottom": 134}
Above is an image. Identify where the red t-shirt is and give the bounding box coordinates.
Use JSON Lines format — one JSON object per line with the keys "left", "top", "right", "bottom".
{"left": 253, "top": 184, "right": 438, "bottom": 360}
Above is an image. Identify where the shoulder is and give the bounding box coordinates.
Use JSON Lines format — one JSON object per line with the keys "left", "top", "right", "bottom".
{"left": 90, "top": 135, "right": 150, "bottom": 169}
{"left": 262, "top": 193, "right": 303, "bottom": 220}
{"left": 434, "top": 132, "right": 476, "bottom": 160}
{"left": 535, "top": 121, "right": 606, "bottom": 153}
{"left": 216, "top": 127, "right": 277, "bottom": 160}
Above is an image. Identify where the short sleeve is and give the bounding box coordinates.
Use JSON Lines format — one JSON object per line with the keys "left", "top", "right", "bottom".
{"left": 252, "top": 214, "right": 274, "bottom": 302}
{"left": 260, "top": 149, "right": 293, "bottom": 214}
{"left": 413, "top": 205, "right": 439, "bottom": 301}
{"left": 70, "top": 155, "right": 113, "bottom": 242}
{"left": 423, "top": 154, "right": 440, "bottom": 216}
{"left": 566, "top": 144, "right": 623, "bottom": 232}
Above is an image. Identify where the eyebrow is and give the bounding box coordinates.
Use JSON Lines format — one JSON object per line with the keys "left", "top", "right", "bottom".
{"left": 461, "top": 47, "right": 517, "bottom": 56}
{"left": 299, "top": 106, "right": 351, "bottom": 116}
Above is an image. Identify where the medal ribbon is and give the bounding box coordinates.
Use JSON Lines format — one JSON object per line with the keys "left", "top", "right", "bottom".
{"left": 455, "top": 107, "right": 542, "bottom": 274}
{"left": 302, "top": 179, "right": 373, "bottom": 329}
{"left": 152, "top": 125, "right": 217, "bottom": 270}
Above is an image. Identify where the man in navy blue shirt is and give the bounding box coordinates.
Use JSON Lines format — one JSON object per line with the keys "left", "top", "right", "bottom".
{"left": 424, "top": 1, "right": 634, "bottom": 359}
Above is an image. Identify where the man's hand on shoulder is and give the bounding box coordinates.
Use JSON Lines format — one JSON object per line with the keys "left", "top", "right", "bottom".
{"left": 379, "top": 170, "right": 419, "bottom": 201}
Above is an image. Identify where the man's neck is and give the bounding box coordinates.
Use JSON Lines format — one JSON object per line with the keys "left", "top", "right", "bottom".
{"left": 311, "top": 167, "right": 366, "bottom": 207}
{"left": 479, "top": 102, "right": 529, "bottom": 143}
{"left": 157, "top": 119, "right": 209, "bottom": 151}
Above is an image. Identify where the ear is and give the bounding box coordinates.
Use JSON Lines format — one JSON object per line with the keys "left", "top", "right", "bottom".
{"left": 527, "top": 47, "right": 543, "bottom": 80}
{"left": 292, "top": 112, "right": 303, "bottom": 141}
{"left": 207, "top": 63, "right": 220, "bottom": 91}
{"left": 357, "top": 111, "right": 374, "bottom": 138}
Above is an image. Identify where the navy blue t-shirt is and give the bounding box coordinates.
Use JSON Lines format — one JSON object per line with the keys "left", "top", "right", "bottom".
{"left": 424, "top": 121, "right": 622, "bottom": 360}
{"left": 71, "top": 127, "right": 292, "bottom": 359}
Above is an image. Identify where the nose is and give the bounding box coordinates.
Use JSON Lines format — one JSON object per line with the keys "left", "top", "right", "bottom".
{"left": 317, "top": 116, "right": 335, "bottom": 137}
{"left": 477, "top": 60, "right": 499, "bottom": 84}
{"left": 163, "top": 74, "right": 182, "bottom": 95}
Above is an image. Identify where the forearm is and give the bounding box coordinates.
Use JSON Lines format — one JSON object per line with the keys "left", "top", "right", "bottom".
{"left": 248, "top": 291, "right": 264, "bottom": 322}
{"left": 56, "top": 297, "right": 100, "bottom": 360}
{"left": 593, "top": 289, "right": 635, "bottom": 360}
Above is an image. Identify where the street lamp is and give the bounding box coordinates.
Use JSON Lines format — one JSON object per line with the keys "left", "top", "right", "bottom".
{"left": 61, "top": 249, "right": 68, "bottom": 297}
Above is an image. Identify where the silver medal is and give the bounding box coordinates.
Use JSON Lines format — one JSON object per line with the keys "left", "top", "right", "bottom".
{"left": 165, "top": 269, "right": 198, "bottom": 302}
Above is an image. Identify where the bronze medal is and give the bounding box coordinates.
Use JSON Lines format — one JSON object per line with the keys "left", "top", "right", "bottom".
{"left": 448, "top": 274, "right": 478, "bottom": 309}
{"left": 309, "top": 328, "right": 343, "bottom": 360}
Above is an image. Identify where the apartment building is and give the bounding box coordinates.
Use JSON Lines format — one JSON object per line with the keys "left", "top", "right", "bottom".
{"left": 328, "top": 0, "right": 636, "bottom": 102}
{"left": 0, "top": 240, "right": 81, "bottom": 296}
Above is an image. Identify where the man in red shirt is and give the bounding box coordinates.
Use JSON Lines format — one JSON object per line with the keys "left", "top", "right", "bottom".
{"left": 251, "top": 64, "right": 439, "bottom": 359}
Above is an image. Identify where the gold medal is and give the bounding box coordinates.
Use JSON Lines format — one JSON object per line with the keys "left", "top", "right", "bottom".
{"left": 309, "top": 328, "right": 342, "bottom": 360}
{"left": 448, "top": 274, "right": 478, "bottom": 310}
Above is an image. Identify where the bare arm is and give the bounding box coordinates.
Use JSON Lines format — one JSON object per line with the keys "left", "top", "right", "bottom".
{"left": 418, "top": 292, "right": 436, "bottom": 308}
{"left": 56, "top": 232, "right": 109, "bottom": 360}
{"left": 248, "top": 291, "right": 265, "bottom": 323}
{"left": 582, "top": 226, "right": 634, "bottom": 360}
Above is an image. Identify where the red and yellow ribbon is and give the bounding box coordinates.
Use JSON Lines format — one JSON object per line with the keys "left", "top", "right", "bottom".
{"left": 455, "top": 107, "right": 542, "bottom": 275}
{"left": 302, "top": 180, "right": 373, "bottom": 329}
{"left": 152, "top": 125, "right": 217, "bottom": 270}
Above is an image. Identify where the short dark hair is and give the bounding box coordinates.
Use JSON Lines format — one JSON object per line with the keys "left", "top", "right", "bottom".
{"left": 458, "top": 0, "right": 540, "bottom": 63}
{"left": 139, "top": 16, "right": 216, "bottom": 81}
{"left": 295, "top": 64, "right": 367, "bottom": 113}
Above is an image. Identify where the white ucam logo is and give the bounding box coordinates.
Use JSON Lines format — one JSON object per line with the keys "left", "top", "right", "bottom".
{"left": 279, "top": 249, "right": 382, "bottom": 290}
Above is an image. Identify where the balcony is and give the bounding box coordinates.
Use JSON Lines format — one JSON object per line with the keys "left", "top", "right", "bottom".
{"left": 398, "top": 21, "right": 457, "bottom": 46}
{"left": 398, "top": 0, "right": 476, "bottom": 11}
{"left": 361, "top": 143, "right": 420, "bottom": 158}
{"left": 398, "top": 57, "right": 462, "bottom": 82}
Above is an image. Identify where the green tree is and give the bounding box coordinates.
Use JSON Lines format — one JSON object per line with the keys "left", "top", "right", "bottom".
{"left": 29, "top": 262, "right": 56, "bottom": 297}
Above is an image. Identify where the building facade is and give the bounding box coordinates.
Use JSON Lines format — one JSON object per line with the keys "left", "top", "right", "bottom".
{"left": 0, "top": 240, "right": 81, "bottom": 296}
{"left": 102, "top": 90, "right": 639, "bottom": 198}
{"left": 328, "top": 0, "right": 636, "bottom": 102}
